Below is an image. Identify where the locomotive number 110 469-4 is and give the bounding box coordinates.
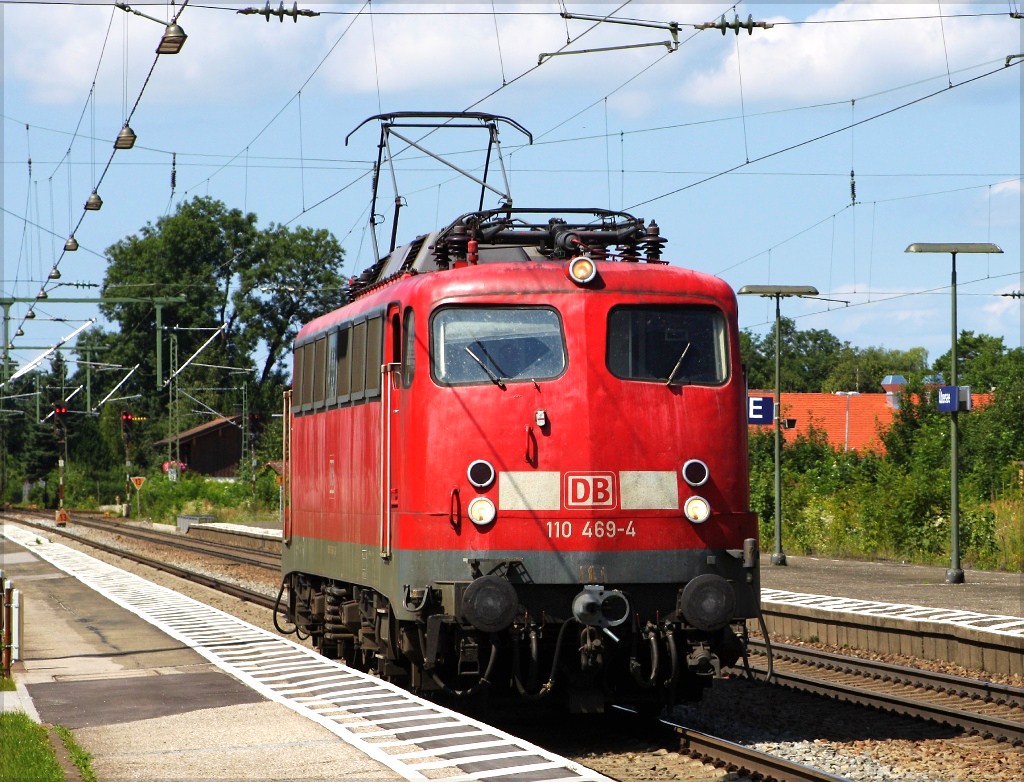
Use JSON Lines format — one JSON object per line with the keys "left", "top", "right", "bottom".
{"left": 545, "top": 520, "right": 636, "bottom": 539}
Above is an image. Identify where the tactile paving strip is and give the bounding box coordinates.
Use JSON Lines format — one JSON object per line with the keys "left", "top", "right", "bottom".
{"left": 3, "top": 524, "right": 609, "bottom": 782}
{"left": 762, "top": 588, "right": 1024, "bottom": 637}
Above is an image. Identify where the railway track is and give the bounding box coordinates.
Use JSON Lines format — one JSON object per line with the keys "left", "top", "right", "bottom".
{"left": 661, "top": 717, "right": 849, "bottom": 782}
{"left": 3, "top": 513, "right": 277, "bottom": 610}
{"left": 5, "top": 510, "right": 279, "bottom": 572}
{"left": 739, "top": 640, "right": 1024, "bottom": 745}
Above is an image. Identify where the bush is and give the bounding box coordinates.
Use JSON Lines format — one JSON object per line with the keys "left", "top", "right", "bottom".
{"left": 748, "top": 422, "right": 1017, "bottom": 571}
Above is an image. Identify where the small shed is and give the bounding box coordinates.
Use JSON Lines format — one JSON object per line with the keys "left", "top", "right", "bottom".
{"left": 154, "top": 416, "right": 243, "bottom": 477}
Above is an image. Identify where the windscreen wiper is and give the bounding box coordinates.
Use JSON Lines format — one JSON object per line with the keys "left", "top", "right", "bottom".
{"left": 465, "top": 346, "right": 506, "bottom": 389}
{"left": 665, "top": 342, "right": 691, "bottom": 386}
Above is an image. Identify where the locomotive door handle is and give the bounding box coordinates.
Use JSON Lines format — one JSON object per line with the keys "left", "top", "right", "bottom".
{"left": 525, "top": 425, "right": 538, "bottom": 466}
{"left": 450, "top": 487, "right": 461, "bottom": 532}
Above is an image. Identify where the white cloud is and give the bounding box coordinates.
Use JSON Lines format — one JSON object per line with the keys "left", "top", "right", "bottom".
{"left": 4, "top": 3, "right": 727, "bottom": 109}
{"left": 4, "top": 5, "right": 116, "bottom": 105}
{"left": 991, "top": 180, "right": 1022, "bottom": 197}
{"left": 679, "top": 2, "right": 1017, "bottom": 107}
{"left": 981, "top": 284, "right": 1024, "bottom": 342}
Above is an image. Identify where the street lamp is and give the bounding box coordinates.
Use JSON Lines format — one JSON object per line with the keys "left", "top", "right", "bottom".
{"left": 738, "top": 284, "right": 819, "bottom": 566}
{"left": 115, "top": 3, "right": 188, "bottom": 54}
{"left": 905, "top": 242, "right": 1003, "bottom": 584}
{"left": 834, "top": 391, "right": 861, "bottom": 451}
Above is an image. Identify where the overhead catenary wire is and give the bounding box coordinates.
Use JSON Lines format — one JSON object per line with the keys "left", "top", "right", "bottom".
{"left": 5, "top": 51, "right": 1006, "bottom": 193}
{"left": 713, "top": 173, "right": 1019, "bottom": 278}
{"left": 937, "top": 0, "right": 954, "bottom": 88}
{"left": 5, "top": 2, "right": 1018, "bottom": 365}
{"left": 734, "top": 12, "right": 751, "bottom": 163}
{"left": 742, "top": 271, "right": 1021, "bottom": 334}
{"left": 10, "top": 0, "right": 194, "bottom": 344}
{"left": 283, "top": 0, "right": 653, "bottom": 226}
{"left": 176, "top": 0, "right": 371, "bottom": 208}
{"left": 626, "top": 60, "right": 1021, "bottom": 211}
{"left": 490, "top": 0, "right": 507, "bottom": 86}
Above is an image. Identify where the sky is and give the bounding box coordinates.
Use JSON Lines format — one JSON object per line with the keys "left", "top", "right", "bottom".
{"left": 3, "top": 1, "right": 1021, "bottom": 392}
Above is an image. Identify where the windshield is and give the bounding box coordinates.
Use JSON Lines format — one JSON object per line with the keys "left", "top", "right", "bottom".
{"left": 607, "top": 305, "right": 728, "bottom": 385}
{"left": 431, "top": 307, "right": 566, "bottom": 386}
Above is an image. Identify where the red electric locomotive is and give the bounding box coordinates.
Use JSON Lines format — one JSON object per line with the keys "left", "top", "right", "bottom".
{"left": 278, "top": 114, "right": 759, "bottom": 713}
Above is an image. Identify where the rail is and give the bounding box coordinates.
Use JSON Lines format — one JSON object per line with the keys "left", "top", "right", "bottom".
{"left": 648, "top": 712, "right": 847, "bottom": 782}
{"left": 3, "top": 517, "right": 276, "bottom": 611}
{"left": 741, "top": 640, "right": 1024, "bottom": 745}
{"left": 8, "top": 511, "right": 278, "bottom": 572}
{"left": 749, "top": 638, "right": 1024, "bottom": 708}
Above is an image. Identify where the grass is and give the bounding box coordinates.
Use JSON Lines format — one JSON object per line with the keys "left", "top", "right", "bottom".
{"left": 53, "top": 725, "right": 98, "bottom": 782}
{"left": 0, "top": 710, "right": 98, "bottom": 782}
{"left": 0, "top": 712, "right": 64, "bottom": 782}
{"left": 1, "top": 676, "right": 16, "bottom": 692}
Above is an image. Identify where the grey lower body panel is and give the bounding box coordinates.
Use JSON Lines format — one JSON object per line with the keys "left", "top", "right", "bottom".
{"left": 283, "top": 537, "right": 759, "bottom": 622}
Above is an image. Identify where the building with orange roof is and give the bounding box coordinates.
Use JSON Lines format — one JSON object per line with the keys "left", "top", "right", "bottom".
{"left": 747, "top": 388, "right": 992, "bottom": 454}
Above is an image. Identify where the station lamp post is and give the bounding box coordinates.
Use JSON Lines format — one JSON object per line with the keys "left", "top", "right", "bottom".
{"left": 738, "top": 285, "right": 819, "bottom": 566}
{"left": 905, "top": 242, "right": 1003, "bottom": 584}
{"left": 835, "top": 391, "right": 861, "bottom": 451}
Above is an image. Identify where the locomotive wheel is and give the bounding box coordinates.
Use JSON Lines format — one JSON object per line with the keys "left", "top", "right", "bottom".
{"left": 318, "top": 638, "right": 339, "bottom": 659}
{"left": 336, "top": 637, "right": 356, "bottom": 667}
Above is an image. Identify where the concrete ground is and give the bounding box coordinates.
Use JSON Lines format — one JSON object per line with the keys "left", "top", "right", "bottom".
{"left": 1, "top": 533, "right": 401, "bottom": 781}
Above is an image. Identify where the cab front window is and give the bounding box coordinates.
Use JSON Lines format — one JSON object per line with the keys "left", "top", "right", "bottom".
{"left": 607, "top": 305, "right": 728, "bottom": 385}
{"left": 431, "top": 307, "right": 566, "bottom": 386}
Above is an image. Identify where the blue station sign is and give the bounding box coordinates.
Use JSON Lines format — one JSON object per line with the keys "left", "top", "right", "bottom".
{"left": 748, "top": 396, "right": 774, "bottom": 425}
{"left": 937, "top": 385, "right": 958, "bottom": 413}
{"left": 937, "top": 385, "right": 972, "bottom": 413}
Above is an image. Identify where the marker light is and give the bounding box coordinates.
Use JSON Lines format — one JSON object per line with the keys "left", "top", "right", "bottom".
{"left": 683, "top": 496, "right": 711, "bottom": 523}
{"left": 566, "top": 256, "right": 597, "bottom": 285}
{"left": 467, "top": 459, "right": 496, "bottom": 489}
{"left": 682, "top": 459, "right": 709, "bottom": 487}
{"left": 467, "top": 497, "right": 497, "bottom": 527}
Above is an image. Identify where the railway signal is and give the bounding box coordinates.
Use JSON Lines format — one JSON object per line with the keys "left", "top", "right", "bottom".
{"left": 53, "top": 402, "right": 68, "bottom": 439}
{"left": 120, "top": 410, "right": 134, "bottom": 445}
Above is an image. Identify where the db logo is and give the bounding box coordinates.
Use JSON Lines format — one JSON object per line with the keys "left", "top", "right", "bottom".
{"left": 564, "top": 472, "right": 617, "bottom": 509}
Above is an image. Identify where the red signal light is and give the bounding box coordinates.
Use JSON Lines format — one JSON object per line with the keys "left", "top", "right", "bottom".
{"left": 121, "top": 410, "right": 133, "bottom": 422}
{"left": 54, "top": 403, "right": 68, "bottom": 416}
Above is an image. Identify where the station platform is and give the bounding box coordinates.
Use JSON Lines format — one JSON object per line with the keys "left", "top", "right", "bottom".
{"left": 759, "top": 554, "right": 1022, "bottom": 619}
{"left": 0, "top": 528, "right": 402, "bottom": 781}
{"left": 757, "top": 554, "right": 1023, "bottom": 677}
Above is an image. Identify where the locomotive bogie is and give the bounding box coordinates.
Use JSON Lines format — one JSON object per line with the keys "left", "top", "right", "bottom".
{"left": 283, "top": 566, "right": 752, "bottom": 709}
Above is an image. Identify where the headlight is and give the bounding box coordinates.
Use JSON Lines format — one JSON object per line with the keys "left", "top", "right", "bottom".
{"left": 467, "top": 497, "right": 496, "bottom": 526}
{"left": 566, "top": 256, "right": 597, "bottom": 285}
{"left": 683, "top": 495, "right": 711, "bottom": 523}
{"left": 467, "top": 459, "right": 496, "bottom": 489}
{"left": 682, "top": 459, "right": 709, "bottom": 487}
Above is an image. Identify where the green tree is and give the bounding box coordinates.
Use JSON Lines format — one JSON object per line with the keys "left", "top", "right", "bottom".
{"left": 100, "top": 196, "right": 260, "bottom": 396}
{"left": 960, "top": 355, "right": 1024, "bottom": 498}
{"left": 741, "top": 318, "right": 846, "bottom": 392}
{"left": 233, "top": 223, "right": 348, "bottom": 390}
{"left": 932, "top": 332, "right": 1021, "bottom": 391}
{"left": 97, "top": 197, "right": 347, "bottom": 447}
{"left": 822, "top": 345, "right": 929, "bottom": 393}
